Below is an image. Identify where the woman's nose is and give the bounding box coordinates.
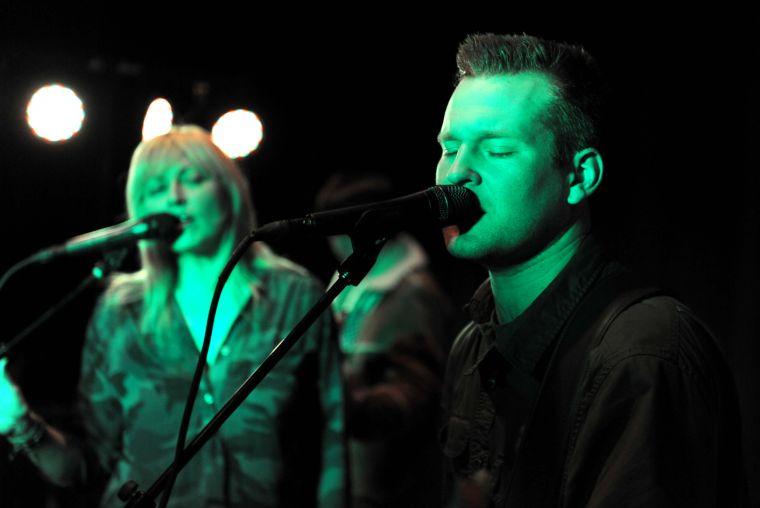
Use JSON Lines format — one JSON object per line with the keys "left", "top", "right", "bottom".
{"left": 168, "top": 179, "right": 186, "bottom": 204}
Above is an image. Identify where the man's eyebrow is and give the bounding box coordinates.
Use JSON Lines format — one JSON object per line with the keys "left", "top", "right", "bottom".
{"left": 436, "top": 133, "right": 454, "bottom": 144}
{"left": 437, "top": 131, "right": 516, "bottom": 143}
{"left": 481, "top": 132, "right": 516, "bottom": 140}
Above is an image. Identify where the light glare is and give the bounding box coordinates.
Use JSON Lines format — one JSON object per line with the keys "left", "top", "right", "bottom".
{"left": 142, "top": 98, "right": 174, "bottom": 141}
{"left": 211, "top": 109, "right": 263, "bottom": 158}
{"left": 26, "top": 84, "right": 85, "bottom": 142}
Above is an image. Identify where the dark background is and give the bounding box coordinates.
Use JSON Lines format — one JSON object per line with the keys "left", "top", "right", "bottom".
{"left": 1, "top": 5, "right": 758, "bottom": 506}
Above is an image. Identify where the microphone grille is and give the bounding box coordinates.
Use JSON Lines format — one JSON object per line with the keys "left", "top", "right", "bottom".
{"left": 144, "top": 213, "right": 182, "bottom": 240}
{"left": 432, "top": 185, "right": 481, "bottom": 223}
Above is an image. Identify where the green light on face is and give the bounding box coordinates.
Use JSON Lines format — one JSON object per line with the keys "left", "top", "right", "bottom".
{"left": 435, "top": 74, "right": 563, "bottom": 264}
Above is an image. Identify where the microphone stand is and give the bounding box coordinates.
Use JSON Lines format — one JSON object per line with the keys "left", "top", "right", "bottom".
{"left": 118, "top": 234, "right": 388, "bottom": 508}
{"left": 0, "top": 249, "right": 127, "bottom": 360}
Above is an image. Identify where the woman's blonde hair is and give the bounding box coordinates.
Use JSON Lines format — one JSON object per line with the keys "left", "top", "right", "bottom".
{"left": 108, "top": 125, "right": 299, "bottom": 345}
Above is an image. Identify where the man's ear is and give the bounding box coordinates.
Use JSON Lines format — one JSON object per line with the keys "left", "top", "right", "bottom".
{"left": 567, "top": 148, "right": 604, "bottom": 205}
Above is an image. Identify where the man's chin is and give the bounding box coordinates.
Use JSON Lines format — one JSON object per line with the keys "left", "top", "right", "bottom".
{"left": 442, "top": 226, "right": 478, "bottom": 260}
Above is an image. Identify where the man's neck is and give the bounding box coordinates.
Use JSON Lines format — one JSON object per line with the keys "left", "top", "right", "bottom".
{"left": 489, "top": 220, "right": 589, "bottom": 324}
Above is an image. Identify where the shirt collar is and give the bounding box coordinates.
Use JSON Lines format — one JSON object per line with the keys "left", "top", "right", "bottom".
{"left": 466, "top": 234, "right": 607, "bottom": 377}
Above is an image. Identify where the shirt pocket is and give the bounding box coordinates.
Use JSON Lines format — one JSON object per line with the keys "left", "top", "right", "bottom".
{"left": 442, "top": 414, "right": 469, "bottom": 454}
{"left": 442, "top": 391, "right": 499, "bottom": 477}
{"left": 440, "top": 415, "right": 475, "bottom": 475}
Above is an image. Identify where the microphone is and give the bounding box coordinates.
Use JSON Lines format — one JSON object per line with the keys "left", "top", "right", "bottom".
{"left": 256, "top": 185, "right": 481, "bottom": 241}
{"left": 31, "top": 213, "right": 182, "bottom": 264}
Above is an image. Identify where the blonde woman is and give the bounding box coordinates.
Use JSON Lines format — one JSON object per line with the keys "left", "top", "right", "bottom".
{"left": 1, "top": 126, "right": 345, "bottom": 507}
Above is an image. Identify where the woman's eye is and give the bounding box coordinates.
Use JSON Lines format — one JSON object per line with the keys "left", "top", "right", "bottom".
{"left": 146, "top": 182, "right": 167, "bottom": 195}
{"left": 182, "top": 171, "right": 207, "bottom": 184}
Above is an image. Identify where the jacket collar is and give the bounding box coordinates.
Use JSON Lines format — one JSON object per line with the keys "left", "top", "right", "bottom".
{"left": 466, "top": 235, "right": 607, "bottom": 377}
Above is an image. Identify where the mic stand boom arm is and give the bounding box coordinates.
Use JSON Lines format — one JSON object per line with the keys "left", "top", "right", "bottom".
{"left": 119, "top": 233, "right": 388, "bottom": 508}
{"left": 0, "top": 249, "right": 128, "bottom": 360}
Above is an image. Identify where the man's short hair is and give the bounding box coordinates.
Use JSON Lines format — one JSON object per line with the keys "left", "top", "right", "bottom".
{"left": 456, "top": 33, "right": 606, "bottom": 167}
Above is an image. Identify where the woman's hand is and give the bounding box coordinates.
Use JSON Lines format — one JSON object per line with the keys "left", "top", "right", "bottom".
{"left": 0, "top": 357, "right": 28, "bottom": 434}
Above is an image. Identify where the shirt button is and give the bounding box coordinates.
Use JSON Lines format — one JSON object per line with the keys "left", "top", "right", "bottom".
{"left": 486, "top": 378, "right": 497, "bottom": 390}
{"left": 203, "top": 393, "right": 214, "bottom": 405}
{"left": 220, "top": 346, "right": 230, "bottom": 357}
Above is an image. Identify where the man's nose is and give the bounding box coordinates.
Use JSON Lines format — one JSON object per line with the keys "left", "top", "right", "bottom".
{"left": 439, "top": 150, "right": 481, "bottom": 187}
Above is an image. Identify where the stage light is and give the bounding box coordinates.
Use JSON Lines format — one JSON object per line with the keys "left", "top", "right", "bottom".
{"left": 26, "top": 84, "right": 85, "bottom": 142}
{"left": 142, "top": 98, "right": 174, "bottom": 141}
{"left": 211, "top": 109, "right": 263, "bottom": 158}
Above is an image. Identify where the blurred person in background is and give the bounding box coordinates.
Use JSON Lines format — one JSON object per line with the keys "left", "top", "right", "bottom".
{"left": 316, "top": 172, "right": 455, "bottom": 508}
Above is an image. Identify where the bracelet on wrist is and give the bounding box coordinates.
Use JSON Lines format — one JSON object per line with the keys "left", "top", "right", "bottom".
{"left": 6, "top": 412, "right": 46, "bottom": 453}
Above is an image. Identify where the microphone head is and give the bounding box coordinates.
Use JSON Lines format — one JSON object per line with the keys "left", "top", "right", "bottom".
{"left": 142, "top": 213, "right": 183, "bottom": 242}
{"left": 429, "top": 185, "right": 483, "bottom": 227}
{"left": 29, "top": 213, "right": 184, "bottom": 265}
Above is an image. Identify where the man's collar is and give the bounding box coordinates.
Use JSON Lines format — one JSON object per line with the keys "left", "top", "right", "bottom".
{"left": 466, "top": 278, "right": 496, "bottom": 324}
{"left": 466, "top": 235, "right": 607, "bottom": 376}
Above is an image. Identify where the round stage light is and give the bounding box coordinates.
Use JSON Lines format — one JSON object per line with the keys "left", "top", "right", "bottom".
{"left": 211, "top": 109, "right": 263, "bottom": 158}
{"left": 26, "top": 84, "right": 85, "bottom": 142}
{"left": 142, "top": 98, "right": 174, "bottom": 141}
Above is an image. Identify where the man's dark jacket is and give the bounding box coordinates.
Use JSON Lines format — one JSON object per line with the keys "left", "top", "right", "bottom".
{"left": 440, "top": 237, "right": 746, "bottom": 507}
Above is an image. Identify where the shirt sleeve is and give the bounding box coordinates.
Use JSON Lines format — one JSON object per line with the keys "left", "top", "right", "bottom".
{"left": 344, "top": 282, "right": 449, "bottom": 439}
{"left": 77, "top": 299, "right": 126, "bottom": 485}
